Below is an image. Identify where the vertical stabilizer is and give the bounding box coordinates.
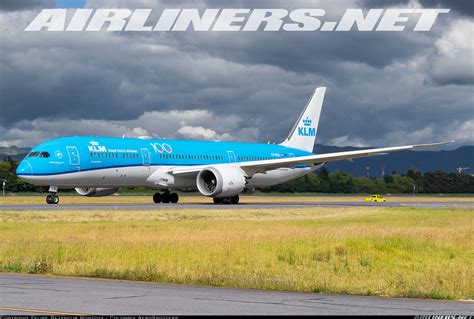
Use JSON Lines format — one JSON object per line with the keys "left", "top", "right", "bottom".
{"left": 280, "top": 87, "right": 326, "bottom": 153}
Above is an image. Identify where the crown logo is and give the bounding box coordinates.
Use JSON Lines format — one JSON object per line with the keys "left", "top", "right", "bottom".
{"left": 303, "top": 117, "right": 312, "bottom": 126}
{"left": 89, "top": 140, "right": 99, "bottom": 146}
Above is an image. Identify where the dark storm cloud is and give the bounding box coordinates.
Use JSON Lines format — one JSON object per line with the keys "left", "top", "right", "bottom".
{"left": 0, "top": 0, "right": 53, "bottom": 11}
{"left": 0, "top": 0, "right": 472, "bottom": 148}
{"left": 168, "top": 31, "right": 429, "bottom": 76}
{"left": 419, "top": 0, "right": 474, "bottom": 17}
{"left": 362, "top": 0, "right": 473, "bottom": 17}
{"left": 361, "top": 0, "right": 410, "bottom": 7}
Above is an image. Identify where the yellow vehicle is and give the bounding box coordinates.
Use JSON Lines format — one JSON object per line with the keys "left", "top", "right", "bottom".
{"left": 364, "top": 194, "right": 386, "bottom": 202}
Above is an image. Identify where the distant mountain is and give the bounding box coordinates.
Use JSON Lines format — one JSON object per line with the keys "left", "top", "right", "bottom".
{"left": 315, "top": 145, "right": 474, "bottom": 176}
{"left": 0, "top": 146, "right": 30, "bottom": 161}
{"left": 1, "top": 144, "right": 472, "bottom": 177}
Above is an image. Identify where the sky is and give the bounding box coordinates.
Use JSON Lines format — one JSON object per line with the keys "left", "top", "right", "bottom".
{"left": 0, "top": 0, "right": 473, "bottom": 149}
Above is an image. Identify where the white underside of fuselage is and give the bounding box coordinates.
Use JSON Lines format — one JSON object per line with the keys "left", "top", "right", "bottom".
{"left": 19, "top": 165, "right": 317, "bottom": 190}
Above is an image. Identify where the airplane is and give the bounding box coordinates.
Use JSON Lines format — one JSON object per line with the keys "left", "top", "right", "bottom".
{"left": 16, "top": 87, "right": 451, "bottom": 205}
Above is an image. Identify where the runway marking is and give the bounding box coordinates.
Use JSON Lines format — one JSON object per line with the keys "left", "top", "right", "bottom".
{"left": 104, "top": 294, "right": 149, "bottom": 300}
{"left": 0, "top": 306, "right": 88, "bottom": 316}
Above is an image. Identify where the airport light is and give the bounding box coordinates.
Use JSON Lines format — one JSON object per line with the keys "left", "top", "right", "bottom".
{"left": 1, "top": 179, "right": 5, "bottom": 196}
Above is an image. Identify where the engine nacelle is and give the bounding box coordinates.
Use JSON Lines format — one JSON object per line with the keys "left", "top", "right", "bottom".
{"left": 196, "top": 166, "right": 246, "bottom": 198}
{"left": 75, "top": 187, "right": 119, "bottom": 197}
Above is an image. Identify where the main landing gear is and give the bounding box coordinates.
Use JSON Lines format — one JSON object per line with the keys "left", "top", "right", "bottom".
{"left": 213, "top": 195, "right": 239, "bottom": 205}
{"left": 153, "top": 190, "right": 179, "bottom": 204}
{"left": 46, "top": 186, "right": 59, "bottom": 204}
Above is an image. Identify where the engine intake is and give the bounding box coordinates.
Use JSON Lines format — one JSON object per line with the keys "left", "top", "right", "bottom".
{"left": 75, "top": 187, "right": 119, "bottom": 197}
{"left": 196, "top": 166, "right": 246, "bottom": 198}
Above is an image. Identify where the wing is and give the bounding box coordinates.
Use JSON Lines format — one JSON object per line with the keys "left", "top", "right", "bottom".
{"left": 169, "top": 141, "right": 453, "bottom": 177}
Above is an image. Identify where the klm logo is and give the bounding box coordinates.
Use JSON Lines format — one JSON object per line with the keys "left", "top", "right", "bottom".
{"left": 297, "top": 117, "right": 315, "bottom": 137}
{"left": 88, "top": 145, "right": 106, "bottom": 152}
{"left": 88, "top": 140, "right": 106, "bottom": 152}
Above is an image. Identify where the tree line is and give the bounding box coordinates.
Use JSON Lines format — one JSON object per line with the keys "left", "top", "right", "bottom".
{"left": 1, "top": 158, "right": 473, "bottom": 194}
{"left": 263, "top": 166, "right": 474, "bottom": 194}
{"left": 0, "top": 158, "right": 40, "bottom": 192}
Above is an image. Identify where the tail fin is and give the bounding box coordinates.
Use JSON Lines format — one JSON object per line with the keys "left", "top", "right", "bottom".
{"left": 280, "top": 87, "right": 326, "bottom": 153}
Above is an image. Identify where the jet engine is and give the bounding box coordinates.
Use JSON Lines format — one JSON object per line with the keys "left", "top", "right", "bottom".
{"left": 196, "top": 166, "right": 246, "bottom": 198}
{"left": 75, "top": 187, "right": 119, "bottom": 197}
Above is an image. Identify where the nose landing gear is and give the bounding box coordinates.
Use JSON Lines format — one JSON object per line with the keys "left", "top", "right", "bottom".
{"left": 46, "top": 194, "right": 59, "bottom": 204}
{"left": 46, "top": 186, "right": 59, "bottom": 205}
{"left": 153, "top": 190, "right": 179, "bottom": 204}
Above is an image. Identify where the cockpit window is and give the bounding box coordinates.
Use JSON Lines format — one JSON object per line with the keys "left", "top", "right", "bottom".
{"left": 27, "top": 152, "right": 40, "bottom": 157}
{"left": 39, "top": 152, "right": 50, "bottom": 158}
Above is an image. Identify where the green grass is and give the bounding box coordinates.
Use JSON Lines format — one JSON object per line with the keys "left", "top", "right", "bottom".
{"left": 0, "top": 207, "right": 472, "bottom": 300}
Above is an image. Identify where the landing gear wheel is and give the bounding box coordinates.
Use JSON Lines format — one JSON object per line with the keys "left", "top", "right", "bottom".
{"left": 213, "top": 197, "right": 222, "bottom": 204}
{"left": 46, "top": 194, "right": 59, "bottom": 205}
{"left": 153, "top": 193, "right": 162, "bottom": 203}
{"left": 231, "top": 195, "right": 239, "bottom": 205}
{"left": 161, "top": 192, "right": 171, "bottom": 203}
{"left": 170, "top": 193, "right": 179, "bottom": 203}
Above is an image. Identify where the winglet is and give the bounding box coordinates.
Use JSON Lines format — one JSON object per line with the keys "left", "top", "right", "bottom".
{"left": 411, "top": 140, "right": 454, "bottom": 150}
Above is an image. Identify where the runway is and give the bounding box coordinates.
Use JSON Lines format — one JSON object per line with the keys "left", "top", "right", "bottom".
{"left": 1, "top": 201, "right": 473, "bottom": 210}
{"left": 0, "top": 274, "right": 472, "bottom": 315}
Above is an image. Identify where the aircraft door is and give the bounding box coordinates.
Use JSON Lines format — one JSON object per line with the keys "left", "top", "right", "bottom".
{"left": 227, "top": 150, "right": 236, "bottom": 163}
{"left": 66, "top": 146, "right": 80, "bottom": 166}
{"left": 141, "top": 148, "right": 150, "bottom": 166}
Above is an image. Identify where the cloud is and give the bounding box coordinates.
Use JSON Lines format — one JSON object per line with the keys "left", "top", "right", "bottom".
{"left": 0, "top": 0, "right": 472, "bottom": 150}
{"left": 0, "top": 109, "right": 257, "bottom": 147}
{"left": 0, "top": 0, "right": 53, "bottom": 12}
{"left": 177, "top": 126, "right": 232, "bottom": 141}
{"left": 326, "top": 135, "right": 369, "bottom": 148}
{"left": 426, "top": 19, "right": 474, "bottom": 85}
{"left": 419, "top": 0, "right": 474, "bottom": 17}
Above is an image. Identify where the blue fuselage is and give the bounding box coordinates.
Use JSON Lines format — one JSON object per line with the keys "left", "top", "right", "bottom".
{"left": 17, "top": 136, "right": 312, "bottom": 178}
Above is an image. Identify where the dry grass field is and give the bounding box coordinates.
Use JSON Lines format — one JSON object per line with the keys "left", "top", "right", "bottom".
{"left": 1, "top": 194, "right": 473, "bottom": 205}
{"left": 0, "top": 205, "right": 472, "bottom": 300}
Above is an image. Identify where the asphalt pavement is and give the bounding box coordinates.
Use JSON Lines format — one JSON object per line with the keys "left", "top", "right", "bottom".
{"left": 0, "top": 274, "right": 472, "bottom": 315}
{"left": 1, "top": 201, "right": 473, "bottom": 210}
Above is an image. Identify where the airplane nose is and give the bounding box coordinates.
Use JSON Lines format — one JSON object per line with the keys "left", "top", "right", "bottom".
{"left": 16, "top": 160, "right": 33, "bottom": 180}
